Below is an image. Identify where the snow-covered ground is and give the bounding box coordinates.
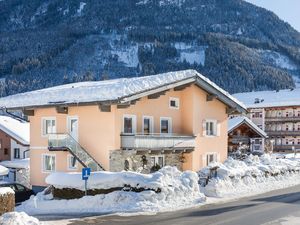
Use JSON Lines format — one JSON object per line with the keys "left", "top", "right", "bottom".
{"left": 7, "top": 154, "right": 300, "bottom": 219}
{"left": 0, "top": 212, "right": 40, "bottom": 225}
{"left": 17, "top": 167, "right": 205, "bottom": 215}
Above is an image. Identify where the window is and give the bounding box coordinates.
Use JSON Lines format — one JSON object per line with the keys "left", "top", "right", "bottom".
{"left": 298, "top": 139, "right": 300, "bottom": 145}
{"left": 206, "top": 153, "right": 217, "bottom": 166}
{"left": 160, "top": 117, "right": 172, "bottom": 134}
{"left": 14, "top": 148, "right": 20, "bottom": 159}
{"left": 286, "top": 112, "right": 289, "bottom": 117}
{"left": 205, "top": 120, "right": 218, "bottom": 136}
{"left": 15, "top": 184, "right": 26, "bottom": 192}
{"left": 169, "top": 97, "right": 179, "bottom": 109}
{"left": 298, "top": 124, "right": 300, "bottom": 131}
{"left": 286, "top": 139, "right": 289, "bottom": 145}
{"left": 123, "top": 115, "right": 136, "bottom": 134}
{"left": 42, "top": 118, "right": 56, "bottom": 136}
{"left": 286, "top": 124, "right": 289, "bottom": 131}
{"left": 42, "top": 154, "right": 56, "bottom": 172}
{"left": 67, "top": 155, "right": 77, "bottom": 170}
{"left": 253, "top": 112, "right": 262, "bottom": 118}
{"left": 151, "top": 155, "right": 164, "bottom": 168}
{"left": 142, "top": 116, "right": 153, "bottom": 134}
{"left": 4, "top": 148, "right": 8, "bottom": 155}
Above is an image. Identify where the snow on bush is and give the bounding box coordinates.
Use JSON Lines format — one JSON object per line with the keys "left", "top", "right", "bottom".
{"left": 17, "top": 166, "right": 205, "bottom": 215}
{"left": 200, "top": 154, "right": 300, "bottom": 198}
{"left": 0, "top": 212, "right": 40, "bottom": 225}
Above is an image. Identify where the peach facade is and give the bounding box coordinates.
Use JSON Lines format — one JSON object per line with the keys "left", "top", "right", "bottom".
{"left": 29, "top": 84, "right": 228, "bottom": 187}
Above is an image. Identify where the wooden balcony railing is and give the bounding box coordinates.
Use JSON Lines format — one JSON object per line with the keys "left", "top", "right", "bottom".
{"left": 265, "top": 130, "right": 300, "bottom": 136}
{"left": 273, "top": 144, "right": 300, "bottom": 152}
{"left": 265, "top": 116, "right": 300, "bottom": 123}
{"left": 120, "top": 133, "right": 195, "bottom": 150}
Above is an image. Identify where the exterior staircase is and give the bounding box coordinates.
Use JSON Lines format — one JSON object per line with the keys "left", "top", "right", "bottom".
{"left": 48, "top": 133, "right": 105, "bottom": 171}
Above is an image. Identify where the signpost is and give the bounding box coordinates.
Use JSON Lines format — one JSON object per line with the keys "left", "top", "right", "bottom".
{"left": 82, "top": 167, "right": 91, "bottom": 196}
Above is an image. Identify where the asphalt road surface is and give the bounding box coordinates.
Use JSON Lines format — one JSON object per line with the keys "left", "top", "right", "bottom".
{"left": 43, "top": 184, "right": 300, "bottom": 225}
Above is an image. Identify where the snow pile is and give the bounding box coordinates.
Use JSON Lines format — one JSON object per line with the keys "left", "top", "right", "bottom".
{"left": 201, "top": 155, "right": 300, "bottom": 198}
{"left": 0, "top": 165, "right": 9, "bottom": 176}
{"left": 0, "top": 212, "right": 40, "bottom": 225}
{"left": 46, "top": 170, "right": 164, "bottom": 191}
{"left": 0, "top": 159, "right": 29, "bottom": 169}
{"left": 0, "top": 187, "right": 14, "bottom": 196}
{"left": 17, "top": 167, "right": 205, "bottom": 215}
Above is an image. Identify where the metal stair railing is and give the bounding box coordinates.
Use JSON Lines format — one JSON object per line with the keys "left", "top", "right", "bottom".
{"left": 48, "top": 133, "right": 105, "bottom": 171}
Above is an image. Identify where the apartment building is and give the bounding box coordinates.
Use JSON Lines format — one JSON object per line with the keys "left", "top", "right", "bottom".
{"left": 0, "top": 70, "right": 246, "bottom": 191}
{"left": 234, "top": 88, "right": 300, "bottom": 152}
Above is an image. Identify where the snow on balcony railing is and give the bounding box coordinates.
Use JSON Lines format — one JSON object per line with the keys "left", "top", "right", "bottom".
{"left": 121, "top": 133, "right": 195, "bottom": 150}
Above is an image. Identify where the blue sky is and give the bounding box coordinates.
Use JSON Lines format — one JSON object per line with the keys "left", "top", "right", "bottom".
{"left": 245, "top": 0, "right": 300, "bottom": 32}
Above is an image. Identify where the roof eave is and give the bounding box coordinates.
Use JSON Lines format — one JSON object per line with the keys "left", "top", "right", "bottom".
{"left": 195, "top": 78, "right": 247, "bottom": 114}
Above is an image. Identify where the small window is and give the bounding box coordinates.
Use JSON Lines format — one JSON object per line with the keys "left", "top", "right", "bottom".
{"left": 169, "top": 98, "right": 179, "bottom": 109}
{"left": 206, "top": 121, "right": 217, "bottom": 136}
{"left": 42, "top": 118, "right": 56, "bottom": 136}
{"left": 151, "top": 155, "right": 164, "bottom": 168}
{"left": 160, "top": 118, "right": 172, "bottom": 134}
{"left": 43, "top": 154, "right": 56, "bottom": 172}
{"left": 4, "top": 148, "right": 8, "bottom": 155}
{"left": 206, "top": 153, "right": 217, "bottom": 166}
{"left": 14, "top": 148, "right": 20, "bottom": 159}
{"left": 67, "top": 155, "right": 77, "bottom": 170}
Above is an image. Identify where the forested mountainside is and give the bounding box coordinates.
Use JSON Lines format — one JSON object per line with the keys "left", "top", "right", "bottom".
{"left": 0, "top": 0, "right": 300, "bottom": 96}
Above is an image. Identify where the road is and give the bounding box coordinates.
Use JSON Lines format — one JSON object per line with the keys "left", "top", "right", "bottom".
{"left": 43, "top": 185, "right": 300, "bottom": 225}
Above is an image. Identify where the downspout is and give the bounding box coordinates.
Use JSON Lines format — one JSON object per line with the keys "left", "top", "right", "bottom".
{"left": 23, "top": 149, "right": 30, "bottom": 158}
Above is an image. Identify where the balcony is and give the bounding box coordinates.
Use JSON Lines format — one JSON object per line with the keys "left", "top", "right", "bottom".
{"left": 120, "top": 133, "right": 195, "bottom": 152}
{"left": 229, "top": 135, "right": 250, "bottom": 144}
{"left": 265, "top": 116, "right": 300, "bottom": 123}
{"left": 266, "top": 130, "right": 300, "bottom": 136}
{"left": 273, "top": 144, "right": 300, "bottom": 152}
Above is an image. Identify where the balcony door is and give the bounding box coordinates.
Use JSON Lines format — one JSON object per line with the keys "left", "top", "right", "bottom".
{"left": 142, "top": 116, "right": 154, "bottom": 135}
{"left": 67, "top": 116, "right": 79, "bottom": 141}
{"left": 160, "top": 117, "right": 172, "bottom": 134}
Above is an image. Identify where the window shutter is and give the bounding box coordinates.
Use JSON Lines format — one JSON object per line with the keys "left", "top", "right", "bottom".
{"left": 217, "top": 121, "right": 221, "bottom": 136}
{"left": 216, "top": 153, "right": 221, "bottom": 162}
{"left": 202, "top": 154, "right": 207, "bottom": 167}
{"left": 202, "top": 120, "right": 207, "bottom": 136}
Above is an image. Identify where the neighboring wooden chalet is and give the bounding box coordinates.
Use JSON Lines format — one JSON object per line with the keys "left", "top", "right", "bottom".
{"left": 228, "top": 116, "right": 267, "bottom": 154}
{"left": 0, "top": 70, "right": 246, "bottom": 192}
{"left": 0, "top": 116, "right": 30, "bottom": 161}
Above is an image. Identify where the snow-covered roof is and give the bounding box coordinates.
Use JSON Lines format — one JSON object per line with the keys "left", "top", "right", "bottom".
{"left": 0, "top": 158, "right": 29, "bottom": 169}
{"left": 228, "top": 116, "right": 267, "bottom": 138}
{"left": 0, "top": 116, "right": 29, "bottom": 145}
{"left": 233, "top": 88, "right": 300, "bottom": 109}
{"left": 0, "top": 165, "right": 9, "bottom": 176}
{"left": 0, "top": 70, "right": 246, "bottom": 113}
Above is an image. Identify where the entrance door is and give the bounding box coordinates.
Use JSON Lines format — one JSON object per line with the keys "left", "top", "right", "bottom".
{"left": 68, "top": 116, "right": 79, "bottom": 141}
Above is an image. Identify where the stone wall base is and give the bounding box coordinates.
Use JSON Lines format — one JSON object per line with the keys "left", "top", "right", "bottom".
{"left": 110, "top": 150, "right": 183, "bottom": 173}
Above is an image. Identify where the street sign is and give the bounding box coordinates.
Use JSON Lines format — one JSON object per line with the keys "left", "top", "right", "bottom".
{"left": 82, "top": 167, "right": 91, "bottom": 181}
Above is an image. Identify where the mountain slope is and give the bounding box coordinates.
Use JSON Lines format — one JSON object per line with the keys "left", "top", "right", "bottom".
{"left": 0, "top": 0, "right": 300, "bottom": 96}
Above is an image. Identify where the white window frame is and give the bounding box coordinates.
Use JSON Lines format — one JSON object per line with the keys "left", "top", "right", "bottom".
{"left": 42, "top": 154, "right": 56, "bottom": 173}
{"left": 67, "top": 116, "right": 79, "bottom": 141}
{"left": 206, "top": 152, "right": 218, "bottom": 166}
{"left": 142, "top": 116, "right": 154, "bottom": 134}
{"left": 14, "top": 148, "right": 20, "bottom": 159}
{"left": 205, "top": 119, "right": 218, "bottom": 137}
{"left": 41, "top": 117, "right": 56, "bottom": 137}
{"left": 122, "top": 114, "right": 137, "bottom": 134}
{"left": 160, "top": 117, "right": 172, "bottom": 134}
{"left": 150, "top": 155, "right": 165, "bottom": 168}
{"left": 67, "top": 154, "right": 78, "bottom": 170}
{"left": 169, "top": 97, "right": 180, "bottom": 109}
